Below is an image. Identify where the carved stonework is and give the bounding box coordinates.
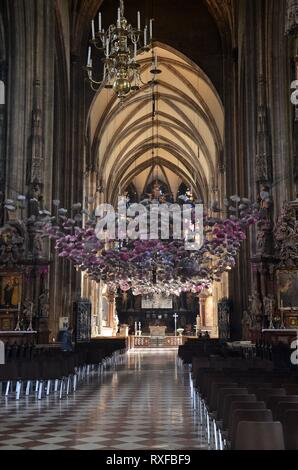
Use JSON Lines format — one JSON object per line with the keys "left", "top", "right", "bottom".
{"left": 256, "top": 76, "right": 272, "bottom": 183}
{"left": 217, "top": 298, "right": 231, "bottom": 340}
{"left": 26, "top": 80, "right": 44, "bottom": 187}
{"left": 248, "top": 290, "right": 263, "bottom": 332}
{"left": 274, "top": 201, "right": 298, "bottom": 268}
{"left": 205, "top": 0, "right": 235, "bottom": 42}
{"left": 0, "top": 223, "right": 25, "bottom": 266}
{"left": 38, "top": 289, "right": 49, "bottom": 317}
{"left": 242, "top": 310, "right": 252, "bottom": 340}
{"left": 256, "top": 185, "right": 274, "bottom": 256}
{"left": 285, "top": 0, "right": 298, "bottom": 36}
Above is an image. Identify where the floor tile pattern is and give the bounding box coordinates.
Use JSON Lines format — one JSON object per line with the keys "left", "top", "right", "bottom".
{"left": 0, "top": 350, "right": 207, "bottom": 450}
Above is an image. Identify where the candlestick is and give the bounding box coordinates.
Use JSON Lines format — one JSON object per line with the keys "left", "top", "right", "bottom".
{"left": 91, "top": 20, "right": 95, "bottom": 40}
{"left": 135, "top": 321, "right": 137, "bottom": 335}
{"left": 117, "top": 8, "right": 121, "bottom": 27}
{"left": 15, "top": 305, "right": 21, "bottom": 332}
{"left": 137, "top": 11, "right": 141, "bottom": 30}
{"left": 144, "top": 26, "right": 147, "bottom": 47}
{"left": 149, "top": 19, "right": 153, "bottom": 40}
{"left": 134, "top": 42, "right": 137, "bottom": 60}
{"left": 154, "top": 52, "right": 158, "bottom": 69}
{"left": 106, "top": 40, "right": 109, "bottom": 57}
{"left": 27, "top": 302, "right": 33, "bottom": 332}
{"left": 98, "top": 12, "right": 102, "bottom": 32}
{"left": 87, "top": 46, "right": 91, "bottom": 67}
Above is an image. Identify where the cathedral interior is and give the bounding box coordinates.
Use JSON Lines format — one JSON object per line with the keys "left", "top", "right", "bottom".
{"left": 0, "top": 0, "right": 298, "bottom": 453}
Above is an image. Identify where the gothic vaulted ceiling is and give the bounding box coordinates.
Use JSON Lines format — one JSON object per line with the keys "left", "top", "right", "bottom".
{"left": 88, "top": 44, "right": 224, "bottom": 204}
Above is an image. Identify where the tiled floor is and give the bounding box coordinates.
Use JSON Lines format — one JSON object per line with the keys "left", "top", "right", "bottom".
{"left": 0, "top": 349, "right": 208, "bottom": 450}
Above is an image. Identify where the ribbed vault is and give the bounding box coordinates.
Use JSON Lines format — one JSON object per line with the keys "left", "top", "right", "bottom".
{"left": 87, "top": 44, "right": 224, "bottom": 205}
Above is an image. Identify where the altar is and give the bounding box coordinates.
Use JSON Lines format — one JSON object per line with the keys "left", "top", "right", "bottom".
{"left": 149, "top": 325, "right": 167, "bottom": 337}
{"left": 262, "top": 329, "right": 298, "bottom": 346}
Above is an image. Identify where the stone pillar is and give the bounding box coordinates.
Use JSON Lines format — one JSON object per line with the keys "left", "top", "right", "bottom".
{"left": 199, "top": 296, "right": 207, "bottom": 330}
{"left": 107, "top": 290, "right": 116, "bottom": 335}
{"left": 0, "top": 81, "right": 5, "bottom": 228}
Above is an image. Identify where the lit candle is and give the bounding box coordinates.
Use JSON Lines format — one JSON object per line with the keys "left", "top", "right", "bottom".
{"left": 137, "top": 11, "right": 141, "bottom": 30}
{"left": 144, "top": 26, "right": 147, "bottom": 47}
{"left": 149, "top": 19, "right": 153, "bottom": 40}
{"left": 91, "top": 20, "right": 95, "bottom": 40}
{"left": 98, "top": 12, "right": 102, "bottom": 32}
{"left": 87, "top": 46, "right": 91, "bottom": 66}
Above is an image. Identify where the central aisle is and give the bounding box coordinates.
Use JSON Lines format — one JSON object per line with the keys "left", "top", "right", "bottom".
{"left": 0, "top": 350, "right": 208, "bottom": 450}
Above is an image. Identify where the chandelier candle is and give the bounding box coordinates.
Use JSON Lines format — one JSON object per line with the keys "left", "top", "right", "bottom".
{"left": 91, "top": 20, "right": 95, "bottom": 40}
{"left": 87, "top": 47, "right": 91, "bottom": 67}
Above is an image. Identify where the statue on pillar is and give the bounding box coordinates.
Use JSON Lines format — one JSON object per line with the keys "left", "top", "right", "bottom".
{"left": 39, "top": 289, "right": 49, "bottom": 317}
{"left": 275, "top": 202, "right": 298, "bottom": 268}
{"left": 248, "top": 290, "right": 263, "bottom": 331}
{"left": 242, "top": 310, "right": 253, "bottom": 340}
{"left": 256, "top": 184, "right": 274, "bottom": 256}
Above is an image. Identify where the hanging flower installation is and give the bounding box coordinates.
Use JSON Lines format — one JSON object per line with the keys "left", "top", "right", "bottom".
{"left": 30, "top": 195, "right": 260, "bottom": 296}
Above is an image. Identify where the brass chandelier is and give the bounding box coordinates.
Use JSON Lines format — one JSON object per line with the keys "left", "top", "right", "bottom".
{"left": 85, "top": 0, "right": 160, "bottom": 98}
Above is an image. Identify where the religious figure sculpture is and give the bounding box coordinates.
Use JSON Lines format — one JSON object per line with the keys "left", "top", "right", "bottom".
{"left": 39, "top": 289, "right": 49, "bottom": 317}
{"left": 256, "top": 184, "right": 274, "bottom": 256}
{"left": 4, "top": 280, "right": 14, "bottom": 306}
{"left": 113, "top": 313, "right": 119, "bottom": 335}
{"left": 263, "top": 294, "right": 276, "bottom": 318}
{"left": 0, "top": 225, "right": 25, "bottom": 265}
{"left": 248, "top": 290, "right": 263, "bottom": 330}
{"left": 259, "top": 185, "right": 272, "bottom": 217}
{"left": 242, "top": 310, "right": 252, "bottom": 340}
{"left": 23, "top": 300, "right": 34, "bottom": 331}
{"left": 274, "top": 202, "right": 298, "bottom": 268}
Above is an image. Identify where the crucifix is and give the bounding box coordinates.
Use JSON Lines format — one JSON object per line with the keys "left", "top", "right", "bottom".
{"left": 173, "top": 313, "right": 178, "bottom": 337}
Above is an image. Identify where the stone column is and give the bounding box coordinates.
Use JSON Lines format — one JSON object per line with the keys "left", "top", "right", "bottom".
{"left": 107, "top": 290, "right": 116, "bottom": 335}
{"left": 0, "top": 80, "right": 5, "bottom": 227}
{"left": 199, "top": 296, "right": 207, "bottom": 330}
